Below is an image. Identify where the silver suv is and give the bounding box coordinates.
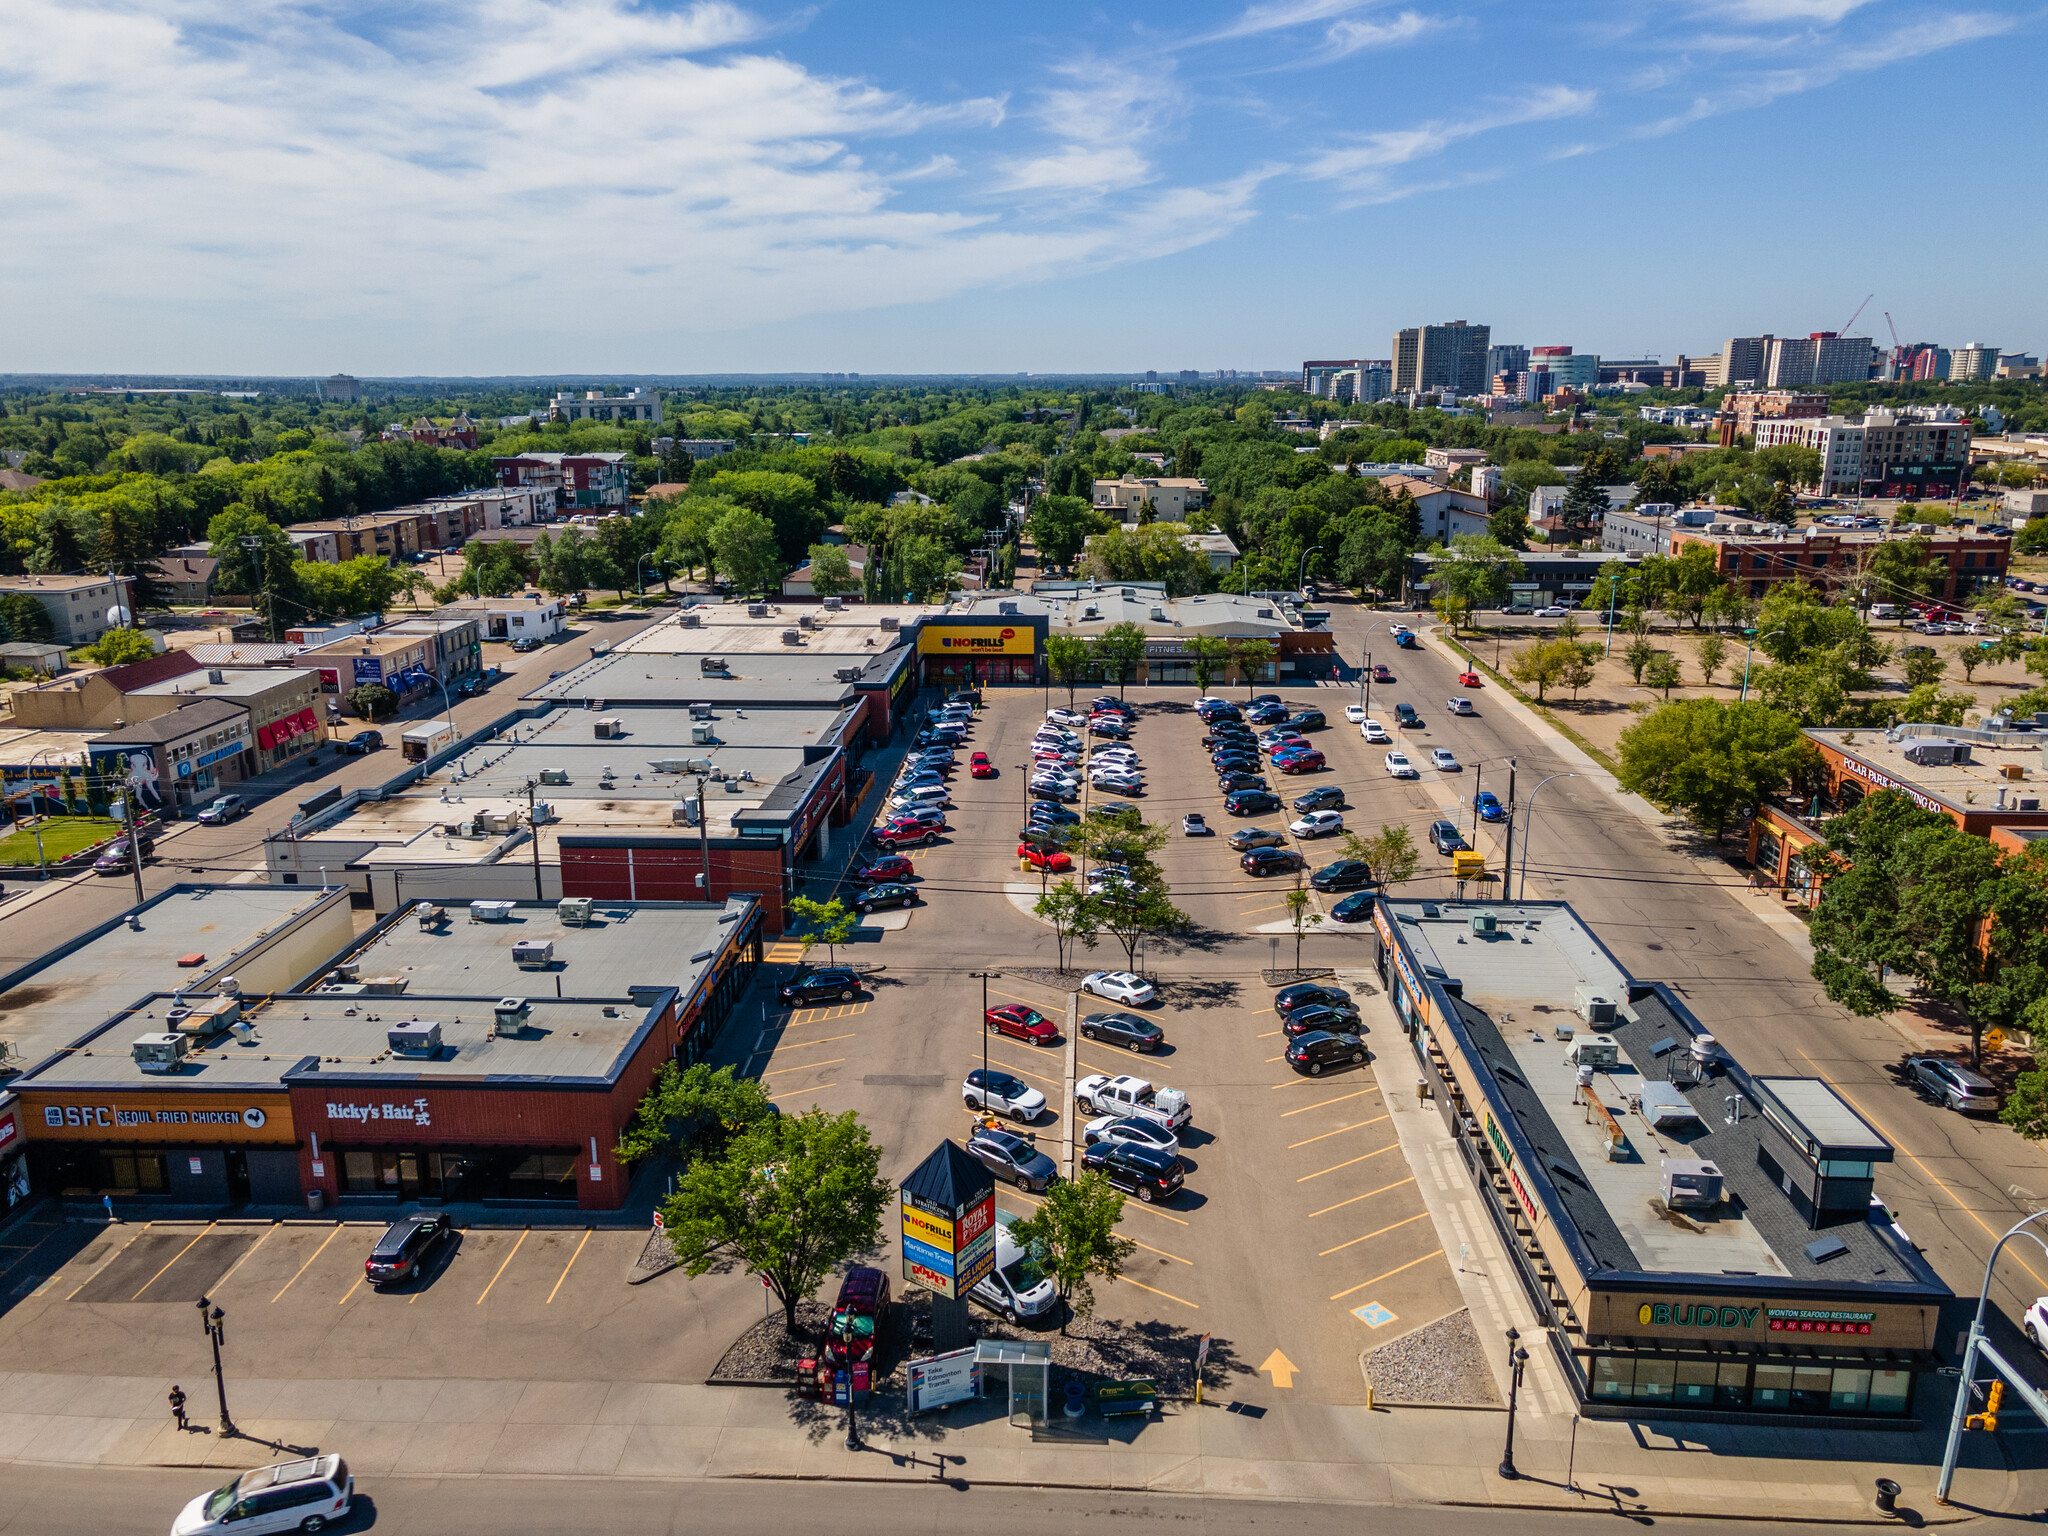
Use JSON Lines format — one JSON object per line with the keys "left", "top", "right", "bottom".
{"left": 1907, "top": 1056, "right": 2001, "bottom": 1115}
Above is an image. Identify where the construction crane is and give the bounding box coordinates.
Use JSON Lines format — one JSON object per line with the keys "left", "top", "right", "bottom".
{"left": 1841, "top": 293, "right": 1873, "bottom": 335}
{"left": 1885, "top": 311, "right": 1902, "bottom": 348}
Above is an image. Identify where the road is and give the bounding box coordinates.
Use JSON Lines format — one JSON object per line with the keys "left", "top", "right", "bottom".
{"left": 0, "top": 606, "right": 669, "bottom": 974}
{"left": 0, "top": 1461, "right": 1901, "bottom": 1536}
{"left": 1321, "top": 597, "right": 2048, "bottom": 1353}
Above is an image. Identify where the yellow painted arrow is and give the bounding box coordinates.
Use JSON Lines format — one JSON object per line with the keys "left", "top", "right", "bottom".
{"left": 1260, "top": 1349, "right": 1299, "bottom": 1389}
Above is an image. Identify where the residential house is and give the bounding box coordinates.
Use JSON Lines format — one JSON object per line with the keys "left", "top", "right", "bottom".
{"left": 159, "top": 556, "right": 219, "bottom": 606}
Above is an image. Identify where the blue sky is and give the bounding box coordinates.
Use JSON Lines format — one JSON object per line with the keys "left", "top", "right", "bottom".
{"left": 2, "top": 0, "right": 2038, "bottom": 376}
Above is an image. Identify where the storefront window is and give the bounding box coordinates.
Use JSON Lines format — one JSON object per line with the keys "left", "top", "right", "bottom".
{"left": 1792, "top": 1365, "right": 1833, "bottom": 1412}
{"left": 1674, "top": 1360, "right": 1717, "bottom": 1406}
{"left": 1829, "top": 1368, "right": 1871, "bottom": 1412}
{"left": 1869, "top": 1369, "right": 1912, "bottom": 1415}
{"left": 1752, "top": 1363, "right": 1793, "bottom": 1409}
{"left": 98, "top": 1149, "right": 168, "bottom": 1192}
{"left": 505, "top": 1152, "right": 579, "bottom": 1198}
{"left": 1591, "top": 1355, "right": 1632, "bottom": 1398}
{"left": 1631, "top": 1358, "right": 1675, "bottom": 1403}
{"left": 1715, "top": 1362, "right": 1750, "bottom": 1408}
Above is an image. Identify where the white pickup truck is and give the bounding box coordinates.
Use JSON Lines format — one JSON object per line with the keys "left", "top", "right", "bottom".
{"left": 1074, "top": 1073, "right": 1191, "bottom": 1132}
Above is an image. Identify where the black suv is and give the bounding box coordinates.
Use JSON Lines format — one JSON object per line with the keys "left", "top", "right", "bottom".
{"left": 1275, "top": 981, "right": 1351, "bottom": 1016}
{"left": 1242, "top": 847, "right": 1305, "bottom": 876}
{"left": 1286, "top": 710, "right": 1327, "bottom": 731}
{"left": 365, "top": 1212, "right": 451, "bottom": 1287}
{"left": 1079, "top": 1012, "right": 1165, "bottom": 1052}
{"left": 780, "top": 967, "right": 861, "bottom": 1004}
{"left": 1287, "top": 1030, "right": 1369, "bottom": 1075}
{"left": 1284, "top": 1003, "right": 1363, "bottom": 1038}
{"left": 1309, "top": 859, "right": 1375, "bottom": 892}
{"left": 1080, "top": 1141, "right": 1185, "bottom": 1203}
{"left": 1225, "top": 788, "right": 1282, "bottom": 816}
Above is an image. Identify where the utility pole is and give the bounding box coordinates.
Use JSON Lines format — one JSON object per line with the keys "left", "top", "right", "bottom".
{"left": 1501, "top": 757, "right": 1517, "bottom": 902}
{"left": 970, "top": 970, "right": 1000, "bottom": 1102}
{"left": 115, "top": 783, "right": 147, "bottom": 907}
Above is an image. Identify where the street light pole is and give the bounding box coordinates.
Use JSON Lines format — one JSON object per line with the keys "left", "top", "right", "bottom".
{"left": 1738, "top": 628, "right": 1788, "bottom": 704}
{"left": 1517, "top": 772, "right": 1579, "bottom": 902}
{"left": 1937, "top": 1211, "right": 2048, "bottom": 1501}
{"left": 197, "top": 1296, "right": 233, "bottom": 1436}
{"left": 1497, "top": 1327, "right": 1531, "bottom": 1479}
{"left": 970, "top": 970, "right": 1000, "bottom": 1107}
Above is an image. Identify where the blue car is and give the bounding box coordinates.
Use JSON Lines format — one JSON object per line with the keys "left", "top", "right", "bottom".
{"left": 1476, "top": 790, "right": 1505, "bottom": 823}
{"left": 1330, "top": 890, "right": 1377, "bottom": 924}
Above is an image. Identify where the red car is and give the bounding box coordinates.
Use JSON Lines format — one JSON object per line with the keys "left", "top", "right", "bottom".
{"left": 870, "top": 819, "right": 936, "bottom": 849}
{"left": 971, "top": 752, "right": 996, "bottom": 778}
{"left": 852, "top": 854, "right": 914, "bottom": 884}
{"left": 1372, "top": 664, "right": 1394, "bottom": 682}
{"left": 1018, "top": 843, "right": 1073, "bottom": 873}
{"left": 1276, "top": 750, "right": 1327, "bottom": 774}
{"left": 986, "top": 1004, "right": 1060, "bottom": 1045}
{"left": 1458, "top": 670, "right": 1482, "bottom": 688}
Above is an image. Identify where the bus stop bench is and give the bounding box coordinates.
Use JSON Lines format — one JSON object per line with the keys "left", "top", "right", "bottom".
{"left": 1095, "top": 1380, "right": 1159, "bottom": 1418}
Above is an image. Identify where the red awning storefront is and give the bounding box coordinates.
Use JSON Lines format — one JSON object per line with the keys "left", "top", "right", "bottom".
{"left": 257, "top": 707, "right": 320, "bottom": 751}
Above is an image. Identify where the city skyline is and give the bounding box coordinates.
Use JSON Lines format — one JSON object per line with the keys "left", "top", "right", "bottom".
{"left": 1, "top": 0, "right": 2039, "bottom": 375}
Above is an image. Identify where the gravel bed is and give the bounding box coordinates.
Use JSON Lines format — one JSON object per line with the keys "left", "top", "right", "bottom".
{"left": 632, "top": 1230, "right": 678, "bottom": 1278}
{"left": 708, "top": 1301, "right": 839, "bottom": 1383}
{"left": 1360, "top": 1308, "right": 1501, "bottom": 1406}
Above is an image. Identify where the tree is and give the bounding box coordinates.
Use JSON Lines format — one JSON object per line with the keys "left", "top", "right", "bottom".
{"left": 1431, "top": 534, "right": 1525, "bottom": 632}
{"left": 1644, "top": 650, "right": 1683, "bottom": 698}
{"left": 1046, "top": 634, "right": 1092, "bottom": 708}
{"left": 1079, "top": 523, "right": 1212, "bottom": 596}
{"left": 1341, "top": 823, "right": 1418, "bottom": 887}
{"left": 1696, "top": 632, "right": 1727, "bottom": 687}
{"left": 1028, "top": 495, "right": 1099, "bottom": 570}
{"left": 1092, "top": 621, "right": 1150, "bottom": 698}
{"left": 1561, "top": 642, "right": 1599, "bottom": 700}
{"left": 1033, "top": 880, "right": 1099, "bottom": 972}
{"left": 1186, "top": 634, "right": 1232, "bottom": 696}
{"left": 710, "top": 507, "right": 783, "bottom": 596}
{"left": 1555, "top": 470, "right": 1609, "bottom": 540}
{"left": 890, "top": 534, "right": 959, "bottom": 601}
{"left": 617, "top": 1061, "right": 777, "bottom": 1167}
{"left": 787, "top": 895, "right": 857, "bottom": 965}
{"left": 395, "top": 564, "right": 434, "bottom": 611}
{"left": 1488, "top": 506, "right": 1530, "bottom": 550}
{"left": 1507, "top": 639, "right": 1570, "bottom": 701}
{"left": 1860, "top": 536, "right": 1935, "bottom": 617}
{"left": 1895, "top": 683, "right": 1975, "bottom": 727}
{"left": 1903, "top": 649, "right": 1948, "bottom": 691}
{"left": 804, "top": 543, "right": 856, "bottom": 599}
{"left": 1284, "top": 882, "right": 1322, "bottom": 972}
{"left": 1230, "top": 637, "right": 1276, "bottom": 695}
{"left": 348, "top": 682, "right": 396, "bottom": 720}
{"left": 1007, "top": 1169, "right": 1136, "bottom": 1334}
{"left": 1615, "top": 697, "right": 1816, "bottom": 840}
{"left": 82, "top": 627, "right": 156, "bottom": 667}
{"left": 1624, "top": 636, "right": 1658, "bottom": 685}
{"left": 661, "top": 1108, "right": 893, "bottom": 1332}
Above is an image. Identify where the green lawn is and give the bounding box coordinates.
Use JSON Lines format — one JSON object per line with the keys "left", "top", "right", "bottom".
{"left": 0, "top": 817, "right": 124, "bottom": 866}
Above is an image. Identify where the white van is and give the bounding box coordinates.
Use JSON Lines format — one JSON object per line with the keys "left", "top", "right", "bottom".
{"left": 969, "top": 1213, "right": 1058, "bottom": 1324}
{"left": 173, "top": 1455, "right": 352, "bottom": 1535}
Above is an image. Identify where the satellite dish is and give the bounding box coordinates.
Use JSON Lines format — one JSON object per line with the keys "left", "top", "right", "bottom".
{"left": 107, "top": 605, "right": 133, "bottom": 627}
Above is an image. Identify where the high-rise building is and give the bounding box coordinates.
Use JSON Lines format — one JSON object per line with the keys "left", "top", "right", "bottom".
{"left": 1718, "top": 337, "right": 1774, "bottom": 389}
{"left": 1885, "top": 344, "right": 1948, "bottom": 382}
{"left": 1763, "top": 332, "right": 1874, "bottom": 387}
{"left": 1486, "top": 344, "right": 1529, "bottom": 381}
{"left": 1949, "top": 344, "right": 2000, "bottom": 382}
{"left": 1392, "top": 321, "right": 1490, "bottom": 394}
{"left": 1529, "top": 346, "right": 1599, "bottom": 389}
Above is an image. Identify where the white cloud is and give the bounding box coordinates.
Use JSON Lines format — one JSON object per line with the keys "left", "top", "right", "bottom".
{"left": 1300, "top": 85, "right": 1596, "bottom": 190}
{"left": 1324, "top": 10, "right": 1437, "bottom": 56}
{"left": 1202, "top": 0, "right": 1381, "bottom": 44}
{"left": 1702, "top": 0, "right": 1877, "bottom": 21}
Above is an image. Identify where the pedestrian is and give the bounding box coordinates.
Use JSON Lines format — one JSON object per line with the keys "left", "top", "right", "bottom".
{"left": 103, "top": 1193, "right": 115, "bottom": 1224}
{"left": 169, "top": 1385, "right": 188, "bottom": 1431}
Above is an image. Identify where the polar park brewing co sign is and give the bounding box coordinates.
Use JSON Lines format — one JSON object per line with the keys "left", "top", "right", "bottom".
{"left": 899, "top": 1140, "right": 997, "bottom": 1300}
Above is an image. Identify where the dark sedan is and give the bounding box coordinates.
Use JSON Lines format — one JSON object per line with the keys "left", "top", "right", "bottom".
{"left": 92, "top": 835, "right": 155, "bottom": 875}
{"left": 854, "top": 882, "right": 920, "bottom": 914}
{"left": 338, "top": 730, "right": 384, "bottom": 755}
{"left": 1275, "top": 981, "right": 1352, "bottom": 1016}
{"left": 1287, "top": 1029, "right": 1369, "bottom": 1075}
{"left": 1080, "top": 1012, "right": 1165, "bottom": 1052}
{"left": 1309, "top": 859, "right": 1374, "bottom": 892}
{"left": 1284, "top": 1002, "right": 1363, "bottom": 1037}
{"left": 781, "top": 967, "right": 862, "bottom": 1004}
{"left": 1242, "top": 847, "right": 1305, "bottom": 876}
{"left": 1330, "top": 890, "right": 1376, "bottom": 924}
{"left": 1225, "top": 789, "right": 1282, "bottom": 816}
{"left": 966, "top": 1127, "right": 1057, "bottom": 1192}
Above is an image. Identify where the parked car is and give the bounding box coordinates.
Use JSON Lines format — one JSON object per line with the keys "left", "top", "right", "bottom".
{"left": 986, "top": 1004, "right": 1059, "bottom": 1045}
{"left": 1446, "top": 698, "right": 1476, "bottom": 716}
{"left": 868, "top": 820, "right": 936, "bottom": 850}
{"left": 1080, "top": 1011, "right": 1166, "bottom": 1052}
{"left": 1229, "top": 826, "right": 1285, "bottom": 851}
{"left": 1275, "top": 749, "right": 1326, "bottom": 774}
{"left": 1045, "top": 707, "right": 1086, "bottom": 727}
{"left": 1242, "top": 846, "right": 1305, "bottom": 876}
{"left": 1029, "top": 803, "right": 1081, "bottom": 827}
{"left": 971, "top": 1216, "right": 1059, "bottom": 1325}
{"left": 1359, "top": 718, "right": 1390, "bottom": 743}
{"left": 1286, "top": 710, "right": 1326, "bottom": 731}
{"left": 1274, "top": 981, "right": 1352, "bottom": 1017}
{"left": 851, "top": 854, "right": 915, "bottom": 885}
{"left": 173, "top": 1455, "right": 354, "bottom": 1536}
{"left": 92, "top": 834, "right": 155, "bottom": 875}
{"left": 1082, "top": 1115, "right": 1179, "bottom": 1158}
{"left": 1080, "top": 1141, "right": 1185, "bottom": 1203}
{"left": 1182, "top": 812, "right": 1213, "bottom": 836}
{"left": 365, "top": 1212, "right": 451, "bottom": 1287}
{"left": 965, "top": 1068, "right": 1046, "bottom": 1122}
{"left": 1293, "top": 786, "right": 1346, "bottom": 812}
{"left": 1429, "top": 820, "right": 1470, "bottom": 854}
{"left": 1458, "top": 670, "right": 1483, "bottom": 688}
{"left": 1384, "top": 751, "right": 1417, "bottom": 779}
{"left": 781, "top": 966, "right": 862, "bottom": 1004}
{"left": 1906, "top": 1056, "right": 2002, "bottom": 1114}
{"left": 1330, "top": 890, "right": 1377, "bottom": 923}
{"left": 1287, "top": 1029, "right": 1369, "bottom": 1075}
{"left": 1310, "top": 859, "right": 1375, "bottom": 892}
{"left": 1475, "top": 791, "right": 1505, "bottom": 823}
{"left": 1535, "top": 605, "right": 1571, "bottom": 618}
{"left": 855, "top": 882, "right": 920, "bottom": 914}
{"left": 197, "top": 794, "right": 246, "bottom": 824}
{"left": 1344, "top": 704, "right": 1366, "bottom": 724}
{"left": 1090, "top": 770, "right": 1145, "bottom": 795}
{"left": 966, "top": 1127, "right": 1057, "bottom": 1192}
{"left": 1247, "top": 703, "right": 1288, "bottom": 725}
{"left": 1225, "top": 789, "right": 1282, "bottom": 816}
{"left": 1090, "top": 697, "right": 1135, "bottom": 718}
{"left": 1082, "top": 971, "right": 1155, "bottom": 1006}
{"left": 1088, "top": 718, "right": 1131, "bottom": 740}
{"left": 1430, "top": 748, "right": 1461, "bottom": 771}
{"left": 1074, "top": 1072, "right": 1192, "bottom": 1131}
{"left": 1090, "top": 801, "right": 1141, "bottom": 823}
{"left": 510, "top": 635, "right": 541, "bottom": 652}
{"left": 1290, "top": 810, "right": 1344, "bottom": 839}
{"left": 1284, "top": 1003, "right": 1363, "bottom": 1038}
{"left": 1017, "top": 843, "right": 1074, "bottom": 873}
{"left": 338, "top": 730, "right": 384, "bottom": 755}
{"left": 1218, "top": 773, "right": 1270, "bottom": 794}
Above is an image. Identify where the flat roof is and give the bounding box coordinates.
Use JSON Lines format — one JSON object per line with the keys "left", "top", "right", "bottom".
{"left": 524, "top": 645, "right": 908, "bottom": 706}
{"left": 0, "top": 726, "right": 103, "bottom": 764}
{"left": 302, "top": 897, "right": 752, "bottom": 1004}
{"left": 1383, "top": 899, "right": 1927, "bottom": 1286}
{"left": 130, "top": 668, "right": 319, "bottom": 700}
{"left": 614, "top": 603, "right": 929, "bottom": 656}
{"left": 1809, "top": 728, "right": 2048, "bottom": 818}
{"left": 0, "top": 885, "right": 351, "bottom": 1075}
{"left": 28, "top": 992, "right": 669, "bottom": 1090}
{"left": 946, "top": 589, "right": 1306, "bottom": 636}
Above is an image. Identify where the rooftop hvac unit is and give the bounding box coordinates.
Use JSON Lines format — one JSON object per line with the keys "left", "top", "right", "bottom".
{"left": 747, "top": 603, "right": 768, "bottom": 618}
{"left": 834, "top": 667, "right": 863, "bottom": 682}
{"left": 700, "top": 657, "right": 728, "bottom": 675}
{"left": 469, "top": 900, "right": 516, "bottom": 923}
{"left": 494, "top": 997, "right": 532, "bottom": 1033}
{"left": 781, "top": 629, "right": 801, "bottom": 645}
{"left": 1567, "top": 1033, "right": 1620, "bottom": 1069}
{"left": 387, "top": 1020, "right": 442, "bottom": 1056}
{"left": 558, "top": 896, "right": 594, "bottom": 925}
{"left": 878, "top": 616, "right": 899, "bottom": 631}
{"left": 689, "top": 702, "right": 714, "bottom": 718}
{"left": 595, "top": 717, "right": 626, "bottom": 739}
{"left": 362, "top": 975, "right": 409, "bottom": 994}
{"left": 648, "top": 757, "right": 698, "bottom": 773}
{"left": 132, "top": 1033, "right": 190, "bottom": 1072}
{"left": 1150, "top": 607, "right": 1166, "bottom": 622}
{"left": 419, "top": 904, "right": 447, "bottom": 931}
{"left": 1083, "top": 605, "right": 1100, "bottom": 619}
{"left": 1256, "top": 607, "right": 1274, "bottom": 618}
{"left": 1574, "top": 986, "right": 1616, "bottom": 1025}
{"left": 822, "top": 596, "right": 843, "bottom": 611}
{"left": 1469, "top": 912, "right": 1497, "bottom": 935}
{"left": 207, "top": 669, "right": 225, "bottom": 685}
{"left": 678, "top": 612, "right": 701, "bottom": 627}
{"left": 530, "top": 801, "right": 552, "bottom": 824}
{"left": 539, "top": 768, "right": 569, "bottom": 785}
{"left": 691, "top": 724, "right": 714, "bottom": 744}
{"left": 512, "top": 938, "right": 554, "bottom": 969}
{"left": 998, "top": 601, "right": 1018, "bottom": 616}
{"left": 798, "top": 613, "right": 816, "bottom": 629}
{"left": 673, "top": 799, "right": 700, "bottom": 825}
{"left": 722, "top": 777, "right": 744, "bottom": 794}
{"left": 1661, "top": 1158, "right": 1724, "bottom": 1210}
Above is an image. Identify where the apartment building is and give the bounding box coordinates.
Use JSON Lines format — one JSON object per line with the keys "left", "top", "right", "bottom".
{"left": 492, "top": 452, "right": 631, "bottom": 514}
{"left": 1528, "top": 346, "right": 1599, "bottom": 391}
{"left": 1717, "top": 390, "right": 1828, "bottom": 446}
{"left": 1392, "top": 321, "right": 1490, "bottom": 395}
{"left": 1765, "top": 332, "right": 1875, "bottom": 387}
{"left": 1750, "top": 409, "right": 1970, "bottom": 499}
{"left": 289, "top": 510, "right": 429, "bottom": 562}
{"left": 547, "top": 388, "right": 662, "bottom": 424}
{"left": 1424, "top": 447, "right": 1491, "bottom": 474}
{"left": 1091, "top": 477, "right": 1207, "bottom": 521}
{"left": 1671, "top": 523, "right": 2009, "bottom": 603}
{"left": 1485, "top": 344, "right": 1529, "bottom": 381}
{"left": 0, "top": 574, "right": 135, "bottom": 646}
{"left": 1949, "top": 344, "right": 2001, "bottom": 383}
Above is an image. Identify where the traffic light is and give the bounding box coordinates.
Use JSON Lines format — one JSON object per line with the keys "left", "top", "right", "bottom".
{"left": 1966, "top": 1380, "right": 2005, "bottom": 1432}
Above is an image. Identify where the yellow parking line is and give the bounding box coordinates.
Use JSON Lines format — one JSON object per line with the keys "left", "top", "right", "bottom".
{"left": 770, "top": 1083, "right": 838, "bottom": 1100}
{"left": 1118, "top": 1199, "right": 1189, "bottom": 1226}
{"left": 1242, "top": 903, "right": 1289, "bottom": 916}
{"left": 1258, "top": 1030, "right": 1283, "bottom": 1039}
{"left": 131, "top": 1224, "right": 216, "bottom": 1300}
{"left": 1116, "top": 1274, "right": 1199, "bottom": 1309}
{"left": 973, "top": 1056, "right": 1065, "bottom": 1090}
{"left": 476, "top": 1229, "right": 529, "bottom": 1304}
{"left": 210, "top": 1224, "right": 276, "bottom": 1290}
{"left": 1266, "top": 1054, "right": 1288, "bottom": 1063}
{"left": 765, "top": 1058, "right": 844, "bottom": 1076}
{"left": 339, "top": 1275, "right": 364, "bottom": 1306}
{"left": 763, "top": 1032, "right": 858, "bottom": 1053}
{"left": 1133, "top": 1238, "right": 1193, "bottom": 1267}
{"left": 546, "top": 1230, "right": 593, "bottom": 1304}
{"left": 1280, "top": 1088, "right": 1378, "bottom": 1118}
{"left": 1288, "top": 1115, "right": 1389, "bottom": 1149}
{"left": 1300, "top": 1147, "right": 1410, "bottom": 1182}
{"left": 1318, "top": 1211, "right": 1432, "bottom": 1258}
{"left": 1308, "top": 1171, "right": 1414, "bottom": 1219}
{"left": 1330, "top": 1249, "right": 1445, "bottom": 1302}
{"left": 272, "top": 1226, "right": 342, "bottom": 1303}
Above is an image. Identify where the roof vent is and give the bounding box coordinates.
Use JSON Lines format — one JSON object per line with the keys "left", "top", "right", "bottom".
{"left": 678, "top": 612, "right": 701, "bottom": 628}
{"left": 879, "top": 616, "right": 900, "bottom": 631}
{"left": 822, "top": 595, "right": 843, "bottom": 611}
{"left": 998, "top": 601, "right": 1018, "bottom": 615}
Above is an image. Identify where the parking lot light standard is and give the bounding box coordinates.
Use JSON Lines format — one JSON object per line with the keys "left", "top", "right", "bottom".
{"left": 1497, "top": 1327, "right": 1530, "bottom": 1480}
{"left": 196, "top": 1296, "right": 234, "bottom": 1436}
{"left": 972, "top": 970, "right": 1001, "bottom": 1109}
